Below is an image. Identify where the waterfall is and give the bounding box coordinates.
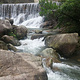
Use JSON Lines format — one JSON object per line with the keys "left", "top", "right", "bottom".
{"left": 0, "top": 3, "right": 44, "bottom": 28}
{"left": 0, "top": 3, "right": 80, "bottom": 80}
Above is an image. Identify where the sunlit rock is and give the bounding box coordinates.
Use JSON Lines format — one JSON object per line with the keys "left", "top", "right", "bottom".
{"left": 0, "top": 50, "right": 48, "bottom": 80}
{"left": 45, "top": 33, "right": 78, "bottom": 57}
{"left": 41, "top": 48, "right": 61, "bottom": 68}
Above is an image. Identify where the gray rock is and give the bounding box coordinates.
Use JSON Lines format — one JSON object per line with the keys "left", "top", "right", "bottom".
{"left": 31, "top": 34, "right": 45, "bottom": 40}
{"left": 0, "top": 19, "right": 12, "bottom": 36}
{"left": 7, "top": 43, "right": 18, "bottom": 52}
{"left": 0, "top": 50, "right": 48, "bottom": 80}
{"left": 1, "top": 35, "right": 21, "bottom": 46}
{"left": 40, "top": 20, "right": 57, "bottom": 29}
{"left": 40, "top": 21, "right": 52, "bottom": 28}
{"left": 0, "top": 40, "right": 8, "bottom": 50}
{"left": 12, "top": 25, "right": 27, "bottom": 39}
{"left": 35, "top": 30, "right": 42, "bottom": 34}
{"left": 41, "top": 48, "right": 59, "bottom": 59}
{"left": 5, "top": 18, "right": 14, "bottom": 25}
{"left": 41, "top": 48, "right": 60, "bottom": 68}
{"left": 45, "top": 33, "right": 78, "bottom": 57}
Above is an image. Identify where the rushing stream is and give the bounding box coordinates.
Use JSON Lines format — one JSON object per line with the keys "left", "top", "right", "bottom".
{"left": 0, "top": 3, "right": 80, "bottom": 80}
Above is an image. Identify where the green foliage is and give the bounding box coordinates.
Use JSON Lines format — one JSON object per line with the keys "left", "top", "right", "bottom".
{"left": 39, "top": 0, "right": 58, "bottom": 20}
{"left": 8, "top": 31, "right": 17, "bottom": 39}
{"left": 56, "top": 0, "right": 80, "bottom": 34}
{"left": 39, "top": 0, "right": 80, "bottom": 35}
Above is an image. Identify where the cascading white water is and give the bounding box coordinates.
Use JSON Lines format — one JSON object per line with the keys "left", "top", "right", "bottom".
{"left": 0, "top": 3, "right": 44, "bottom": 28}
{"left": 0, "top": 3, "right": 80, "bottom": 80}
{"left": 16, "top": 37, "right": 45, "bottom": 55}
{"left": 42, "top": 58, "right": 80, "bottom": 80}
{"left": 1, "top": 3, "right": 39, "bottom": 19}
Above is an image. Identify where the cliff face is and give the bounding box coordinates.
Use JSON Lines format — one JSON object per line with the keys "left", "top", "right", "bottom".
{"left": 0, "top": 0, "right": 34, "bottom": 3}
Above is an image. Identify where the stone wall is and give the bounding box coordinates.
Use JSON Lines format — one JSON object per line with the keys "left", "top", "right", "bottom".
{"left": 34, "top": 0, "right": 39, "bottom": 3}
{"left": 0, "top": 0, "right": 34, "bottom": 3}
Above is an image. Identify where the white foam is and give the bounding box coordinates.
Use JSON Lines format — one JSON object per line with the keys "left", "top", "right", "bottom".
{"left": 18, "top": 14, "right": 44, "bottom": 28}
{"left": 53, "top": 62, "right": 80, "bottom": 70}
{"left": 42, "top": 59, "right": 74, "bottom": 80}
{"left": 16, "top": 37, "right": 45, "bottom": 54}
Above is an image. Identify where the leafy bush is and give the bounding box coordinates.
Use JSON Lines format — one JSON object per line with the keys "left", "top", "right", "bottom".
{"left": 56, "top": 0, "right": 80, "bottom": 34}
{"left": 39, "top": 0, "right": 58, "bottom": 20}
{"left": 8, "top": 31, "right": 17, "bottom": 39}
{"left": 39, "top": 0, "right": 80, "bottom": 35}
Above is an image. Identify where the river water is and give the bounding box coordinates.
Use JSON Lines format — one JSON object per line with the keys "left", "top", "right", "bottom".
{"left": 0, "top": 3, "right": 80, "bottom": 80}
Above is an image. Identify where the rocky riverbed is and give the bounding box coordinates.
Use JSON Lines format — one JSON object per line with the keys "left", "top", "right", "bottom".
{"left": 0, "top": 2, "right": 80, "bottom": 79}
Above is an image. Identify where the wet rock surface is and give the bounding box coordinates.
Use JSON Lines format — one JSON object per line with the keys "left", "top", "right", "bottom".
{"left": 12, "top": 25, "right": 28, "bottom": 40}
{"left": 0, "top": 40, "right": 8, "bottom": 50}
{"left": 31, "top": 34, "right": 45, "bottom": 40}
{"left": 41, "top": 48, "right": 61, "bottom": 68}
{"left": 7, "top": 43, "right": 18, "bottom": 52}
{"left": 0, "top": 50, "right": 48, "bottom": 80}
{"left": 45, "top": 33, "right": 78, "bottom": 57}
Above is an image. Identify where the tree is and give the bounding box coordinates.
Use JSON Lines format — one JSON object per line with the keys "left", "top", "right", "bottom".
{"left": 39, "top": 0, "right": 58, "bottom": 20}
{"left": 39, "top": 0, "right": 80, "bottom": 35}
{"left": 56, "top": 0, "right": 80, "bottom": 35}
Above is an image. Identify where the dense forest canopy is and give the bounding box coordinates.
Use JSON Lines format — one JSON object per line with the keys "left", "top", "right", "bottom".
{"left": 39, "top": 0, "right": 80, "bottom": 35}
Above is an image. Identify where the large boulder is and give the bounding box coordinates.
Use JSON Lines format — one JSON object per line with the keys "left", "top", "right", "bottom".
{"left": 70, "top": 37, "right": 80, "bottom": 62}
{"left": 0, "top": 50, "right": 48, "bottom": 80}
{"left": 1, "top": 35, "right": 21, "bottom": 46}
{"left": 12, "top": 25, "right": 27, "bottom": 39}
{"left": 0, "top": 19, "right": 12, "bottom": 37}
{"left": 45, "top": 33, "right": 78, "bottom": 57}
{"left": 5, "top": 18, "right": 14, "bottom": 25}
{"left": 0, "top": 40, "right": 8, "bottom": 50}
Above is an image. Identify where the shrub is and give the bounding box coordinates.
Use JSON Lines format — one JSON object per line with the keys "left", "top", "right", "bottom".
{"left": 56, "top": 0, "right": 80, "bottom": 35}
{"left": 39, "top": 0, "right": 58, "bottom": 20}
{"left": 39, "top": 0, "right": 80, "bottom": 35}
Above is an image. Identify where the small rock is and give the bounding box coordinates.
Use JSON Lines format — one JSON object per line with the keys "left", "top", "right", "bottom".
{"left": 35, "top": 30, "right": 42, "bottom": 34}
{"left": 0, "top": 40, "right": 8, "bottom": 50}
{"left": 7, "top": 43, "right": 18, "bottom": 52}
{"left": 40, "top": 21, "right": 52, "bottom": 28}
{"left": 31, "top": 34, "right": 45, "bottom": 40}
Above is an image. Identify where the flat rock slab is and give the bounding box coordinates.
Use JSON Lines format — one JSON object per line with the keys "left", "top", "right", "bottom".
{"left": 0, "top": 50, "right": 47, "bottom": 80}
